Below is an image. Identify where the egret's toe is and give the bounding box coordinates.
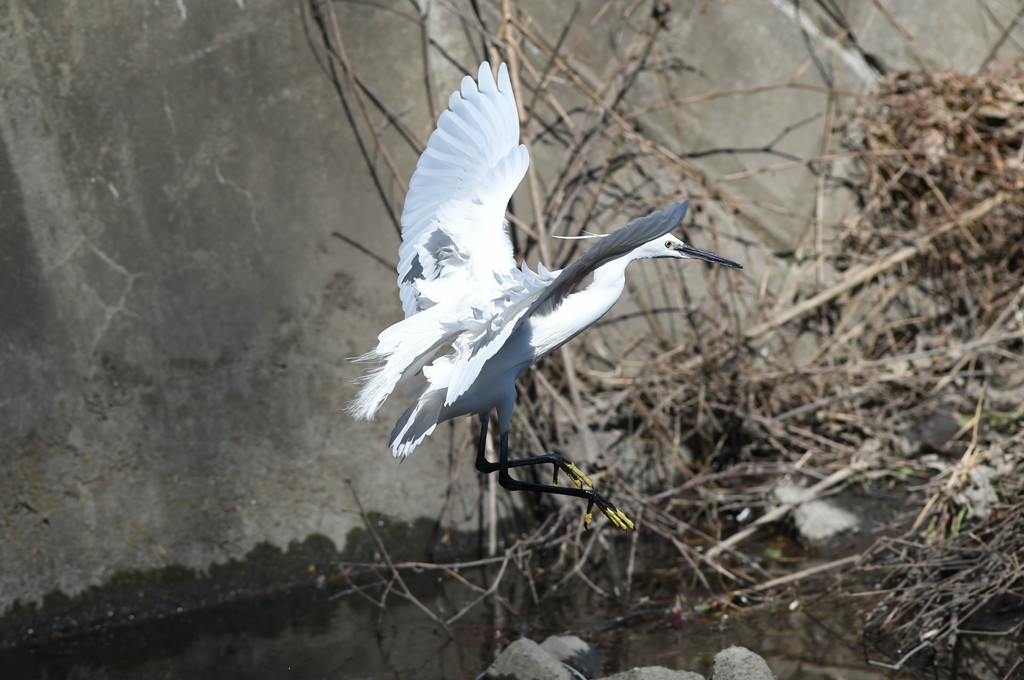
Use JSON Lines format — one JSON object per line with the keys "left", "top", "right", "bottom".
{"left": 602, "top": 506, "right": 635, "bottom": 531}
{"left": 563, "top": 462, "right": 593, "bottom": 489}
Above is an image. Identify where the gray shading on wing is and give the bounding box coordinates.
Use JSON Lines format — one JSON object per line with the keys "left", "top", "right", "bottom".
{"left": 397, "top": 61, "right": 528, "bottom": 318}
{"left": 526, "top": 201, "right": 690, "bottom": 318}
{"left": 350, "top": 62, "right": 537, "bottom": 423}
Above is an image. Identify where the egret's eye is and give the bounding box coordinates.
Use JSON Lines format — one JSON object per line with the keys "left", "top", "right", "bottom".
{"left": 665, "top": 240, "right": 673, "bottom": 249}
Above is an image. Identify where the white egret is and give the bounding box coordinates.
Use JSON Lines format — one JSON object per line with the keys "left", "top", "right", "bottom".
{"left": 350, "top": 61, "right": 741, "bottom": 530}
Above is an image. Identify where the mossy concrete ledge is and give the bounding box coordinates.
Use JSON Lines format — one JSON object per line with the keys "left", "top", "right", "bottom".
{"left": 0, "top": 534, "right": 345, "bottom": 653}
{"left": 0, "top": 513, "right": 449, "bottom": 658}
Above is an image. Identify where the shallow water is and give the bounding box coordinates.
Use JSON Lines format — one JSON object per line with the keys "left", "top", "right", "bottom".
{"left": 4, "top": 570, "right": 892, "bottom": 680}
{"left": 0, "top": 490, "right": 923, "bottom": 680}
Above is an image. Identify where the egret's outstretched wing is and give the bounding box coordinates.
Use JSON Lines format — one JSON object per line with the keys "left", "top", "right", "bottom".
{"left": 526, "top": 202, "right": 690, "bottom": 318}
{"left": 397, "top": 61, "right": 528, "bottom": 317}
{"left": 350, "top": 61, "right": 542, "bottom": 424}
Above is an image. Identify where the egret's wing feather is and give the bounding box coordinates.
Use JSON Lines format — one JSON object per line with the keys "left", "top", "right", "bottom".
{"left": 351, "top": 62, "right": 538, "bottom": 425}
{"left": 527, "top": 202, "right": 690, "bottom": 318}
{"left": 347, "top": 302, "right": 461, "bottom": 421}
{"left": 349, "top": 265, "right": 556, "bottom": 422}
{"left": 436, "top": 265, "right": 555, "bottom": 404}
{"left": 397, "top": 61, "right": 528, "bottom": 318}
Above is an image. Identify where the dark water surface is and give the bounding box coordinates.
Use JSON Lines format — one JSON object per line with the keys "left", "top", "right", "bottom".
{"left": 0, "top": 497, "right": 923, "bottom": 679}
{"left": 3, "top": 573, "right": 889, "bottom": 680}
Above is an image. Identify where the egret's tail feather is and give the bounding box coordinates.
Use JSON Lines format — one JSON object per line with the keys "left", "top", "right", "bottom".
{"left": 347, "top": 307, "right": 455, "bottom": 421}
{"left": 346, "top": 359, "right": 387, "bottom": 421}
{"left": 389, "top": 388, "right": 445, "bottom": 458}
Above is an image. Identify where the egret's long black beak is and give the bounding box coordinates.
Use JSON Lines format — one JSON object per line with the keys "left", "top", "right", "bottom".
{"left": 675, "top": 243, "right": 743, "bottom": 269}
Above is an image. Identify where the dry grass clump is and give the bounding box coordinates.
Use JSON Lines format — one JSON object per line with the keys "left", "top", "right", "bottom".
{"left": 854, "top": 68, "right": 1024, "bottom": 352}
{"left": 843, "top": 68, "right": 1024, "bottom": 673}
{"left": 860, "top": 498, "right": 1024, "bottom": 676}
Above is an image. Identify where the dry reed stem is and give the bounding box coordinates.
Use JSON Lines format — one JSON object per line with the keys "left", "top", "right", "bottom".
{"left": 743, "top": 192, "right": 1007, "bottom": 342}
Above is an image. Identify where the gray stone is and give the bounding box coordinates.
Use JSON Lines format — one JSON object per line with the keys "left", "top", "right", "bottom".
{"left": 711, "top": 646, "right": 774, "bottom": 680}
{"left": 485, "top": 638, "right": 572, "bottom": 680}
{"left": 773, "top": 484, "right": 859, "bottom": 542}
{"left": 598, "top": 667, "right": 703, "bottom": 680}
{"left": 540, "top": 635, "right": 601, "bottom": 678}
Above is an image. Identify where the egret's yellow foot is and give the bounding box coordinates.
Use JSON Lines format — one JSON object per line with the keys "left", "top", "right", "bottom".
{"left": 583, "top": 496, "right": 634, "bottom": 531}
{"left": 562, "top": 462, "right": 593, "bottom": 489}
{"left": 602, "top": 506, "right": 635, "bottom": 531}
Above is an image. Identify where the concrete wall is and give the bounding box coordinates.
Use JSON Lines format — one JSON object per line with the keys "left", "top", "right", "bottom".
{"left": 1, "top": 0, "right": 1018, "bottom": 610}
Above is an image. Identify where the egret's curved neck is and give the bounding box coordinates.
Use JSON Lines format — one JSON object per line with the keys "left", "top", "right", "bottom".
{"left": 528, "top": 254, "right": 634, "bottom": 361}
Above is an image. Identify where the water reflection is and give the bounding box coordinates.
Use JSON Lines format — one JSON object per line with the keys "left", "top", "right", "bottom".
{"left": 4, "top": 574, "right": 893, "bottom": 680}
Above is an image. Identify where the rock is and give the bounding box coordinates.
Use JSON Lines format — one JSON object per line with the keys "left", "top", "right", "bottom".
{"left": 598, "top": 667, "right": 703, "bottom": 680}
{"left": 711, "top": 646, "right": 775, "bottom": 680}
{"left": 485, "top": 638, "right": 572, "bottom": 680}
{"left": 773, "top": 484, "right": 859, "bottom": 542}
{"left": 541, "top": 635, "right": 601, "bottom": 678}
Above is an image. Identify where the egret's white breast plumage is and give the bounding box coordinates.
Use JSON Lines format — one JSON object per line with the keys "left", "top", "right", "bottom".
{"left": 348, "top": 61, "right": 741, "bottom": 527}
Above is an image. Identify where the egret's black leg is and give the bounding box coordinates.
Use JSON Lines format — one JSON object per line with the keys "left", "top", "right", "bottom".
{"left": 475, "top": 414, "right": 594, "bottom": 485}
{"left": 472, "top": 416, "right": 633, "bottom": 530}
{"left": 492, "top": 430, "right": 634, "bottom": 531}
{"left": 475, "top": 413, "right": 498, "bottom": 474}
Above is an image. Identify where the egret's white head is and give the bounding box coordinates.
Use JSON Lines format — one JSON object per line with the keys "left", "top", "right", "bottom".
{"left": 640, "top": 233, "right": 743, "bottom": 268}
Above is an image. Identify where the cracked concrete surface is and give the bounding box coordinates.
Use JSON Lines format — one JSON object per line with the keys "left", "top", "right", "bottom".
{"left": 2, "top": 0, "right": 1022, "bottom": 610}
{"left": 0, "top": 0, "right": 460, "bottom": 609}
